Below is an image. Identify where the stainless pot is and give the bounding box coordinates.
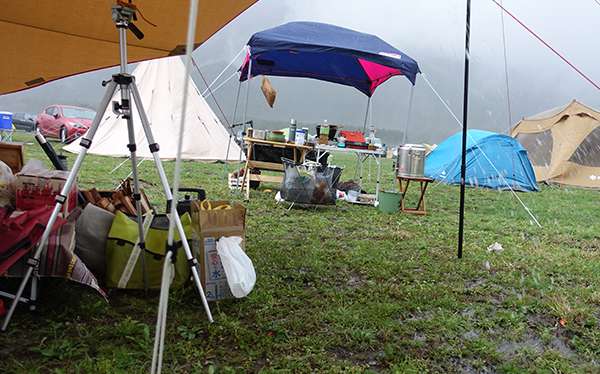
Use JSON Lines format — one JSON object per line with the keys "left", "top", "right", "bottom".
{"left": 396, "top": 144, "right": 426, "bottom": 178}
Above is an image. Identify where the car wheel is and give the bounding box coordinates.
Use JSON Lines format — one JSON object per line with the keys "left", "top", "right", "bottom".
{"left": 59, "top": 127, "right": 67, "bottom": 143}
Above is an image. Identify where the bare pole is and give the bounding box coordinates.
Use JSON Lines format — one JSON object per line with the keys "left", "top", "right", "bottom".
{"left": 458, "top": 0, "right": 472, "bottom": 259}
{"left": 499, "top": 0, "right": 512, "bottom": 132}
{"left": 362, "top": 97, "right": 371, "bottom": 133}
{"left": 402, "top": 84, "right": 415, "bottom": 144}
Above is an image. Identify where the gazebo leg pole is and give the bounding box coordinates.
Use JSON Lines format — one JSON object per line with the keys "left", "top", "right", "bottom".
{"left": 362, "top": 96, "right": 371, "bottom": 133}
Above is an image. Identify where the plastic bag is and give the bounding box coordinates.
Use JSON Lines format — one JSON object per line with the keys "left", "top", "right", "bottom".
{"left": 216, "top": 236, "right": 256, "bottom": 298}
{"left": 280, "top": 158, "right": 336, "bottom": 205}
{"left": 20, "top": 159, "right": 46, "bottom": 175}
{"left": 0, "top": 161, "right": 15, "bottom": 207}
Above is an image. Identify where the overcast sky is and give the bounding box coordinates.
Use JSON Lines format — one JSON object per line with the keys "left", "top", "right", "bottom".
{"left": 1, "top": 0, "right": 598, "bottom": 143}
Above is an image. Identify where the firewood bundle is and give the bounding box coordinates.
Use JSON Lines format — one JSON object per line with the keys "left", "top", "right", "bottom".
{"left": 82, "top": 179, "right": 152, "bottom": 216}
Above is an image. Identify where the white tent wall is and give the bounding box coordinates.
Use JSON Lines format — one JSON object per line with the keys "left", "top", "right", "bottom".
{"left": 64, "top": 56, "right": 242, "bottom": 161}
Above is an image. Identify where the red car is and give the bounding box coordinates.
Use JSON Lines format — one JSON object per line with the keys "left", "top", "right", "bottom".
{"left": 35, "top": 105, "right": 96, "bottom": 143}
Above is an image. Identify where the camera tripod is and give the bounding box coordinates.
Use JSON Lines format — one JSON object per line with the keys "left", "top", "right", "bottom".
{"left": 1, "top": 3, "right": 213, "bottom": 331}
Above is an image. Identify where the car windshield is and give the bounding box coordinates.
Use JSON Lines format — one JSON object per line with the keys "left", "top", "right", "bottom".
{"left": 62, "top": 107, "right": 95, "bottom": 120}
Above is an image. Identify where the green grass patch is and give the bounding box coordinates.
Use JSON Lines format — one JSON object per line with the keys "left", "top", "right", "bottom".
{"left": 1, "top": 132, "right": 599, "bottom": 372}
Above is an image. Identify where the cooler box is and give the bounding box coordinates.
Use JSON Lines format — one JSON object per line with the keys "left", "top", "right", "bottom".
{"left": 0, "top": 112, "right": 13, "bottom": 130}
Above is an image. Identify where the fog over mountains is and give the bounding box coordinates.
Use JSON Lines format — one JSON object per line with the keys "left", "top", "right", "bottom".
{"left": 2, "top": 0, "right": 598, "bottom": 144}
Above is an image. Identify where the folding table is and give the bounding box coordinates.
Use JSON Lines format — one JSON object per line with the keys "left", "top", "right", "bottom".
{"left": 241, "top": 137, "right": 313, "bottom": 200}
{"left": 315, "top": 144, "right": 385, "bottom": 206}
{"left": 396, "top": 175, "right": 433, "bottom": 215}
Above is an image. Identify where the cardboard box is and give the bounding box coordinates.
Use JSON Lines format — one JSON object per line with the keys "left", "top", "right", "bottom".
{"left": 15, "top": 170, "right": 77, "bottom": 215}
{"left": 0, "top": 142, "right": 24, "bottom": 173}
{"left": 191, "top": 200, "right": 246, "bottom": 301}
{"left": 199, "top": 236, "right": 233, "bottom": 301}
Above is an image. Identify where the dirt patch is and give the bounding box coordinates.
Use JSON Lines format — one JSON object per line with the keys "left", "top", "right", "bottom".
{"left": 497, "top": 328, "right": 577, "bottom": 361}
{"left": 551, "top": 236, "right": 600, "bottom": 252}
{"left": 526, "top": 313, "right": 556, "bottom": 328}
{"left": 461, "top": 308, "right": 476, "bottom": 319}
{"left": 465, "top": 277, "right": 487, "bottom": 290}
{"left": 403, "top": 310, "right": 435, "bottom": 322}
{"left": 550, "top": 336, "right": 575, "bottom": 358}
{"left": 463, "top": 330, "right": 480, "bottom": 340}
{"left": 346, "top": 273, "right": 367, "bottom": 289}
{"left": 448, "top": 357, "right": 494, "bottom": 374}
{"left": 497, "top": 336, "right": 544, "bottom": 357}
{"left": 413, "top": 332, "right": 427, "bottom": 342}
{"left": 328, "top": 346, "right": 384, "bottom": 370}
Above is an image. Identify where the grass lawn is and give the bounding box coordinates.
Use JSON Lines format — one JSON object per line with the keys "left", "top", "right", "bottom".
{"left": 1, "top": 132, "right": 599, "bottom": 373}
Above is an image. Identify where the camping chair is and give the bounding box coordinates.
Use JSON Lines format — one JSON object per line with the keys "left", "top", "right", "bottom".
{"left": 0, "top": 207, "right": 68, "bottom": 320}
{"left": 1, "top": 207, "right": 105, "bottom": 331}
{"left": 0, "top": 122, "right": 14, "bottom": 142}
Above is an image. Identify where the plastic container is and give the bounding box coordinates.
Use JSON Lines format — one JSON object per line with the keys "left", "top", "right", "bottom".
{"left": 253, "top": 129, "right": 267, "bottom": 140}
{"left": 295, "top": 128, "right": 306, "bottom": 145}
{"left": 347, "top": 190, "right": 359, "bottom": 202}
{"left": 316, "top": 124, "right": 338, "bottom": 140}
{"left": 378, "top": 191, "right": 401, "bottom": 213}
{"left": 288, "top": 118, "right": 296, "bottom": 142}
{"left": 0, "top": 112, "right": 13, "bottom": 130}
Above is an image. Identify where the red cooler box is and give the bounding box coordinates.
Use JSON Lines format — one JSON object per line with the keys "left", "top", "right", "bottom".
{"left": 15, "top": 170, "right": 77, "bottom": 215}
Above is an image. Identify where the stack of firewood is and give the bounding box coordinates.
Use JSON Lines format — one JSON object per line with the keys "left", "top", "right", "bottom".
{"left": 82, "top": 179, "right": 152, "bottom": 215}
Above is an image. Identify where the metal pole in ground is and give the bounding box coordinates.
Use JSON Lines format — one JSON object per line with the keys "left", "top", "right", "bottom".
{"left": 458, "top": 0, "right": 472, "bottom": 259}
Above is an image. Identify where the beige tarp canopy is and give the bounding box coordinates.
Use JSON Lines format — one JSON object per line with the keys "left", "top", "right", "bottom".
{"left": 511, "top": 100, "right": 600, "bottom": 188}
{"left": 0, "top": 0, "right": 257, "bottom": 95}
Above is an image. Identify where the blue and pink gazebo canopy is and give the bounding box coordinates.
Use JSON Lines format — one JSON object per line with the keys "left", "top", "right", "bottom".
{"left": 239, "top": 21, "right": 420, "bottom": 97}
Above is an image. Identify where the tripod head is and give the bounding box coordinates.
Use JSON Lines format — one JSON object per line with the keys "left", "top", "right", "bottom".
{"left": 111, "top": 2, "right": 144, "bottom": 40}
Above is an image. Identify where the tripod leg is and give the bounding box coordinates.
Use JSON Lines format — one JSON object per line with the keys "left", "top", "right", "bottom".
{"left": 29, "top": 275, "right": 38, "bottom": 311}
{"left": 151, "top": 252, "right": 173, "bottom": 374}
{"left": 121, "top": 84, "right": 148, "bottom": 291}
{"left": 130, "top": 82, "right": 213, "bottom": 322}
{"left": 1, "top": 81, "right": 118, "bottom": 332}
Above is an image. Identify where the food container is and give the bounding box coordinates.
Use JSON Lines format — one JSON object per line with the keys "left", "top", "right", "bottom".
{"left": 295, "top": 129, "right": 307, "bottom": 145}
{"left": 346, "top": 141, "right": 369, "bottom": 150}
{"left": 316, "top": 124, "right": 338, "bottom": 141}
{"left": 253, "top": 129, "right": 267, "bottom": 140}
{"left": 396, "top": 144, "right": 426, "bottom": 178}
{"left": 267, "top": 130, "right": 286, "bottom": 143}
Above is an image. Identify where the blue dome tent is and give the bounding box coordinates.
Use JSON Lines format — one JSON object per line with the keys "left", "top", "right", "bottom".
{"left": 425, "top": 130, "right": 539, "bottom": 192}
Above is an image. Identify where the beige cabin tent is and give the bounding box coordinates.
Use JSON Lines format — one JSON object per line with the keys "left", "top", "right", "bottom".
{"left": 64, "top": 56, "right": 242, "bottom": 161}
{"left": 511, "top": 100, "right": 600, "bottom": 188}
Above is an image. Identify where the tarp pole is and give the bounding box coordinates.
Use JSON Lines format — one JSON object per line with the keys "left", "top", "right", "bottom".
{"left": 224, "top": 80, "right": 243, "bottom": 180}
{"left": 458, "top": 0, "right": 472, "bottom": 259}
{"left": 238, "top": 47, "right": 252, "bottom": 181}
{"left": 499, "top": 0, "right": 512, "bottom": 133}
{"left": 362, "top": 97, "right": 371, "bottom": 133}
{"left": 402, "top": 84, "right": 415, "bottom": 144}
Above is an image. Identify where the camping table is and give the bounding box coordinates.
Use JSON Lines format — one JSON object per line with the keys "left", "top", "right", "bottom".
{"left": 241, "top": 137, "right": 313, "bottom": 200}
{"left": 315, "top": 144, "right": 385, "bottom": 205}
{"left": 396, "top": 176, "right": 433, "bottom": 215}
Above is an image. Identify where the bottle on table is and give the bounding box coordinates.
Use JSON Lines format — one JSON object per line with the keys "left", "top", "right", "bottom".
{"left": 289, "top": 118, "right": 296, "bottom": 143}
